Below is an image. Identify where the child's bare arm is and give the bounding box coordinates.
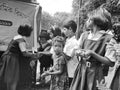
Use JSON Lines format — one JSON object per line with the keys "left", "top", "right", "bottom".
{"left": 48, "top": 67, "right": 63, "bottom": 75}
{"left": 48, "top": 59, "right": 64, "bottom": 75}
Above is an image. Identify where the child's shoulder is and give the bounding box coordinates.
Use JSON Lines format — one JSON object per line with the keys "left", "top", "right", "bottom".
{"left": 59, "top": 55, "right": 65, "bottom": 61}
{"left": 62, "top": 53, "right": 71, "bottom": 60}
{"left": 59, "top": 53, "right": 71, "bottom": 64}
{"left": 58, "top": 54, "right": 67, "bottom": 64}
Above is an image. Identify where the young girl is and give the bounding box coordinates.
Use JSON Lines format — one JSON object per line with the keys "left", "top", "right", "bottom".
{"left": 41, "top": 36, "right": 69, "bottom": 90}
{"left": 103, "top": 24, "right": 120, "bottom": 90}
{"left": 70, "top": 8, "right": 114, "bottom": 90}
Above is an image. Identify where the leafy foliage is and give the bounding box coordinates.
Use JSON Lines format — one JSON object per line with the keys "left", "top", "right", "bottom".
{"left": 72, "top": 0, "right": 120, "bottom": 32}
{"left": 41, "top": 11, "right": 54, "bottom": 30}
{"left": 113, "top": 23, "right": 120, "bottom": 42}
{"left": 53, "top": 12, "right": 72, "bottom": 27}
{"left": 104, "top": 0, "right": 120, "bottom": 15}
{"left": 72, "top": 0, "right": 107, "bottom": 26}
{"left": 72, "top": 0, "right": 106, "bottom": 20}
{"left": 41, "top": 11, "right": 71, "bottom": 30}
{"left": 85, "top": 0, "right": 106, "bottom": 12}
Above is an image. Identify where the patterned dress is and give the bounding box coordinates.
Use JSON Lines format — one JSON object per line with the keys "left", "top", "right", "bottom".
{"left": 70, "top": 32, "right": 113, "bottom": 90}
{"left": 50, "top": 53, "right": 69, "bottom": 90}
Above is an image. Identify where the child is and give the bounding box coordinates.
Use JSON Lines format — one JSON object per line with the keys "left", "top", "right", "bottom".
{"left": 38, "top": 30, "right": 53, "bottom": 74}
{"left": 63, "top": 20, "right": 79, "bottom": 86}
{"left": 41, "top": 36, "right": 69, "bottom": 90}
{"left": 104, "top": 24, "right": 120, "bottom": 90}
{"left": 70, "top": 8, "right": 114, "bottom": 90}
{"left": 47, "top": 26, "right": 62, "bottom": 45}
{"left": 48, "top": 26, "right": 62, "bottom": 55}
{"left": 96, "top": 24, "right": 120, "bottom": 90}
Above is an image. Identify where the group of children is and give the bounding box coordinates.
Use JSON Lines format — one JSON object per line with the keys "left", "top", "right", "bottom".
{"left": 39, "top": 7, "right": 120, "bottom": 90}
{"left": 1, "top": 6, "right": 120, "bottom": 90}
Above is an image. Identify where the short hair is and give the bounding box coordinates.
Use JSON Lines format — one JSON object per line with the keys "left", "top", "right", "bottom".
{"left": 39, "top": 30, "right": 50, "bottom": 40}
{"left": 50, "top": 27, "right": 61, "bottom": 37}
{"left": 88, "top": 8, "right": 112, "bottom": 31}
{"left": 63, "top": 20, "right": 77, "bottom": 33}
{"left": 52, "top": 36, "right": 65, "bottom": 47}
{"left": 49, "top": 27, "right": 54, "bottom": 34}
{"left": 53, "top": 27, "right": 61, "bottom": 37}
{"left": 17, "top": 25, "right": 33, "bottom": 37}
{"left": 92, "top": 18, "right": 111, "bottom": 31}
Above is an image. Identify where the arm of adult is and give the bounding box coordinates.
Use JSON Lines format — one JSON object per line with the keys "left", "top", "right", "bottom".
{"left": 19, "top": 42, "right": 37, "bottom": 59}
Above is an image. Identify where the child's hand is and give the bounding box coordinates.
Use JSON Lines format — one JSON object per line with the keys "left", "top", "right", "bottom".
{"left": 41, "top": 72, "right": 47, "bottom": 78}
{"left": 75, "top": 49, "right": 93, "bottom": 60}
{"left": 37, "top": 52, "right": 43, "bottom": 58}
{"left": 41, "top": 71, "right": 50, "bottom": 78}
{"left": 75, "top": 49, "right": 85, "bottom": 57}
{"left": 84, "top": 50, "right": 93, "bottom": 58}
{"left": 96, "top": 79, "right": 110, "bottom": 90}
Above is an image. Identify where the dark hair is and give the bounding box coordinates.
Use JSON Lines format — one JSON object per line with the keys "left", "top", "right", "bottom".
{"left": 49, "top": 27, "right": 61, "bottom": 37}
{"left": 53, "top": 27, "right": 61, "bottom": 37}
{"left": 39, "top": 30, "right": 50, "bottom": 40}
{"left": 49, "top": 27, "right": 54, "bottom": 34}
{"left": 18, "top": 25, "right": 33, "bottom": 37}
{"left": 92, "top": 18, "right": 111, "bottom": 31}
{"left": 52, "top": 36, "right": 65, "bottom": 47}
{"left": 88, "top": 8, "right": 112, "bottom": 31}
{"left": 63, "top": 20, "right": 77, "bottom": 33}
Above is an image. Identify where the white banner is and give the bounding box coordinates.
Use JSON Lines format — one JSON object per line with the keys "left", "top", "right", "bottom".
{"left": 0, "top": 0, "right": 41, "bottom": 51}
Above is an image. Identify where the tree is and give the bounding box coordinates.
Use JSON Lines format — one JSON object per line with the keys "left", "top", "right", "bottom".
{"left": 40, "top": 11, "right": 71, "bottom": 30}
{"left": 72, "top": 0, "right": 108, "bottom": 39}
{"left": 72, "top": 0, "right": 120, "bottom": 25}
{"left": 41, "top": 11, "right": 54, "bottom": 30}
{"left": 53, "top": 12, "right": 71, "bottom": 27}
{"left": 104, "top": 0, "right": 120, "bottom": 15}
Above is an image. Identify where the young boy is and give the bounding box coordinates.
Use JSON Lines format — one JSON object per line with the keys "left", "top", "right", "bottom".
{"left": 63, "top": 20, "right": 79, "bottom": 86}
{"left": 38, "top": 31, "right": 53, "bottom": 74}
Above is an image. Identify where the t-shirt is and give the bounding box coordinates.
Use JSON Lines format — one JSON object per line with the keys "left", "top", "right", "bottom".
{"left": 63, "top": 36, "right": 79, "bottom": 78}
